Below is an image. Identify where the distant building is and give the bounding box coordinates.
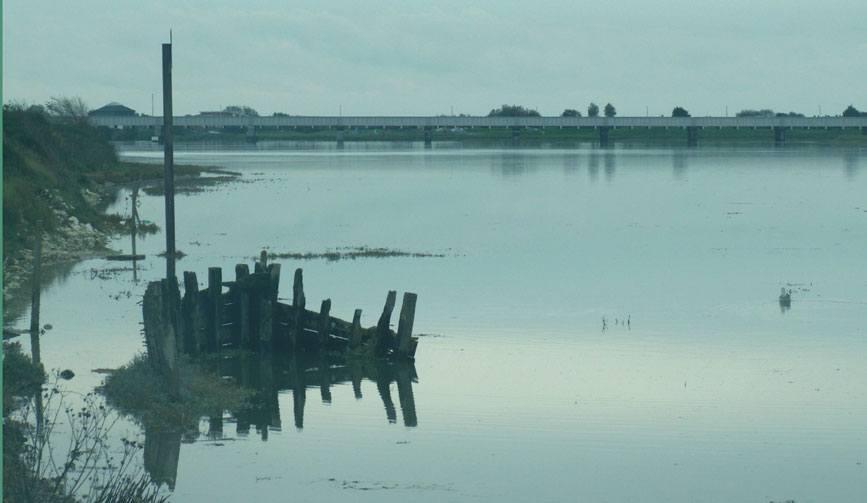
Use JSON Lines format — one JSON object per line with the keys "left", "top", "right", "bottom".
{"left": 89, "top": 102, "right": 136, "bottom": 116}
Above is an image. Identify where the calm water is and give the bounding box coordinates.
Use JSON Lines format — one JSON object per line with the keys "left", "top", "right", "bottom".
{"left": 8, "top": 141, "right": 867, "bottom": 502}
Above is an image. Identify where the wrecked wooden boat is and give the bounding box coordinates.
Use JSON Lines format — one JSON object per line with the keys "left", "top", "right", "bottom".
{"left": 142, "top": 257, "right": 419, "bottom": 379}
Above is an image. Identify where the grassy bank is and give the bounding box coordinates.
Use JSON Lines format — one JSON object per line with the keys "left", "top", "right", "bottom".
{"left": 2, "top": 107, "right": 234, "bottom": 263}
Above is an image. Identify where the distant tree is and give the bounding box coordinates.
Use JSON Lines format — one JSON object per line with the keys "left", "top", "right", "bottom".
{"left": 671, "top": 106, "right": 690, "bottom": 117}
{"left": 561, "top": 109, "right": 581, "bottom": 117}
{"left": 775, "top": 111, "right": 805, "bottom": 117}
{"left": 603, "top": 103, "right": 616, "bottom": 117}
{"left": 842, "top": 105, "right": 861, "bottom": 117}
{"left": 736, "top": 109, "right": 775, "bottom": 118}
{"left": 487, "top": 104, "right": 540, "bottom": 117}
{"left": 222, "top": 105, "right": 259, "bottom": 117}
{"left": 45, "top": 96, "right": 90, "bottom": 123}
{"left": 587, "top": 102, "right": 599, "bottom": 117}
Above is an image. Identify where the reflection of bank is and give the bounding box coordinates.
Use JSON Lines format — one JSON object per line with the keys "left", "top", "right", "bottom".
{"left": 142, "top": 353, "right": 419, "bottom": 488}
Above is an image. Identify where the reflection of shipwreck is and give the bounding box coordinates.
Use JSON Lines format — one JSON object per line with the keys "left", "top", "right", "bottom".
{"left": 142, "top": 352, "right": 418, "bottom": 490}
{"left": 142, "top": 257, "right": 420, "bottom": 396}
{"left": 210, "top": 352, "right": 419, "bottom": 433}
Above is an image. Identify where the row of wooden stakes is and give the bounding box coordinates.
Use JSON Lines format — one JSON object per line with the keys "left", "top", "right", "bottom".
{"left": 142, "top": 259, "right": 419, "bottom": 385}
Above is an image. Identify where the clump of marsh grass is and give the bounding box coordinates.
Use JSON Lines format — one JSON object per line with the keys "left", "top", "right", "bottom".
{"left": 98, "top": 355, "right": 252, "bottom": 431}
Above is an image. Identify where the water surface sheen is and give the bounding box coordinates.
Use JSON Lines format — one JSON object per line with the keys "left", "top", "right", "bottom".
{"left": 16, "top": 142, "right": 867, "bottom": 502}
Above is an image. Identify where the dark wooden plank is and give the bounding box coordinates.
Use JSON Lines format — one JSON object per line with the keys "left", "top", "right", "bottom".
{"left": 181, "top": 271, "right": 199, "bottom": 355}
{"left": 374, "top": 291, "right": 397, "bottom": 356}
{"left": 235, "top": 264, "right": 250, "bottom": 348}
{"left": 207, "top": 267, "right": 222, "bottom": 352}
{"left": 349, "top": 309, "right": 363, "bottom": 348}
{"left": 290, "top": 268, "right": 305, "bottom": 350}
{"left": 396, "top": 292, "right": 417, "bottom": 359}
{"left": 318, "top": 299, "right": 331, "bottom": 353}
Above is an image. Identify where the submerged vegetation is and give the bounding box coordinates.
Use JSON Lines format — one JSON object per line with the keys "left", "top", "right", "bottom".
{"left": 265, "top": 246, "right": 447, "bottom": 262}
{"left": 99, "top": 355, "right": 252, "bottom": 431}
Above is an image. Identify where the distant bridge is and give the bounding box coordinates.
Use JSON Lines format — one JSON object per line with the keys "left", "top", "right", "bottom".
{"left": 90, "top": 115, "right": 867, "bottom": 146}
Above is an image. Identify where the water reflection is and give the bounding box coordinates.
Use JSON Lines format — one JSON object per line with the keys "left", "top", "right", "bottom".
{"left": 588, "top": 151, "right": 599, "bottom": 181}
{"left": 141, "top": 353, "right": 418, "bottom": 489}
{"left": 843, "top": 150, "right": 860, "bottom": 179}
{"left": 143, "top": 428, "right": 181, "bottom": 490}
{"left": 604, "top": 150, "right": 615, "bottom": 181}
{"left": 562, "top": 153, "right": 579, "bottom": 175}
{"left": 672, "top": 149, "right": 688, "bottom": 179}
{"left": 495, "top": 153, "right": 530, "bottom": 177}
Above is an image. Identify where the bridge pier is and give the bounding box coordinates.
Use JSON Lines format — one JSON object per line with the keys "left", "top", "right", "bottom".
{"left": 687, "top": 126, "right": 698, "bottom": 147}
{"left": 423, "top": 127, "right": 432, "bottom": 147}
{"left": 336, "top": 128, "right": 345, "bottom": 147}
{"left": 512, "top": 127, "right": 521, "bottom": 143}
{"left": 599, "top": 127, "right": 610, "bottom": 147}
{"left": 774, "top": 127, "right": 787, "bottom": 144}
{"left": 246, "top": 123, "right": 258, "bottom": 144}
{"left": 861, "top": 127, "right": 866, "bottom": 136}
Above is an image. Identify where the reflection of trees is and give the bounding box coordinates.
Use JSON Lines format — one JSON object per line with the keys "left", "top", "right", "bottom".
{"left": 495, "top": 153, "right": 530, "bottom": 177}
{"left": 604, "top": 151, "right": 615, "bottom": 181}
{"left": 844, "top": 151, "right": 860, "bottom": 179}
{"left": 588, "top": 152, "right": 599, "bottom": 181}
{"left": 672, "top": 149, "right": 688, "bottom": 179}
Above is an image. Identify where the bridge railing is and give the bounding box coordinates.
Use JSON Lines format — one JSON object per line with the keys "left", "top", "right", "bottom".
{"left": 90, "top": 115, "right": 867, "bottom": 129}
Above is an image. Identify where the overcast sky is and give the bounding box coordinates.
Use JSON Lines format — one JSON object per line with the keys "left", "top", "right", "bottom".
{"left": 3, "top": 1, "right": 866, "bottom": 117}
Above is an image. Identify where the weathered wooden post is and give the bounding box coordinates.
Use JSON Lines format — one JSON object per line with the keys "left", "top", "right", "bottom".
{"left": 349, "top": 309, "right": 363, "bottom": 348}
{"left": 181, "top": 271, "right": 200, "bottom": 355}
{"left": 374, "top": 291, "right": 397, "bottom": 356}
{"left": 206, "top": 267, "right": 222, "bottom": 352}
{"left": 290, "top": 268, "right": 305, "bottom": 350}
{"left": 235, "top": 264, "right": 250, "bottom": 348}
{"left": 162, "top": 41, "right": 177, "bottom": 281}
{"left": 259, "top": 280, "right": 274, "bottom": 352}
{"left": 142, "top": 280, "right": 180, "bottom": 399}
{"left": 396, "top": 293, "right": 417, "bottom": 359}
{"left": 268, "top": 264, "right": 281, "bottom": 347}
{"left": 29, "top": 221, "right": 43, "bottom": 366}
{"left": 318, "top": 299, "right": 331, "bottom": 353}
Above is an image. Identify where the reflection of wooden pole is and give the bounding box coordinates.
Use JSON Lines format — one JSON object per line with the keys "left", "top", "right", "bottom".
{"left": 376, "top": 369, "right": 397, "bottom": 423}
{"left": 29, "top": 221, "right": 43, "bottom": 365}
{"left": 396, "top": 363, "right": 418, "bottom": 427}
{"left": 131, "top": 185, "right": 139, "bottom": 282}
{"left": 130, "top": 184, "right": 139, "bottom": 256}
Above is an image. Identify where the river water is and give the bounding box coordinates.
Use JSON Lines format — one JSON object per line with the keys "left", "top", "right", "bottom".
{"left": 7, "top": 141, "right": 867, "bottom": 502}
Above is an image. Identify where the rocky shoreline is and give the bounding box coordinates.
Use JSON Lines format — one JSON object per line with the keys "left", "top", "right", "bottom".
{"left": 2, "top": 186, "right": 118, "bottom": 304}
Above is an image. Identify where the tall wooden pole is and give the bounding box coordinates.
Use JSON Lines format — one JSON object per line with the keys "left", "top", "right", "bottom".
{"left": 162, "top": 42, "right": 176, "bottom": 280}
{"left": 29, "top": 221, "right": 43, "bottom": 366}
